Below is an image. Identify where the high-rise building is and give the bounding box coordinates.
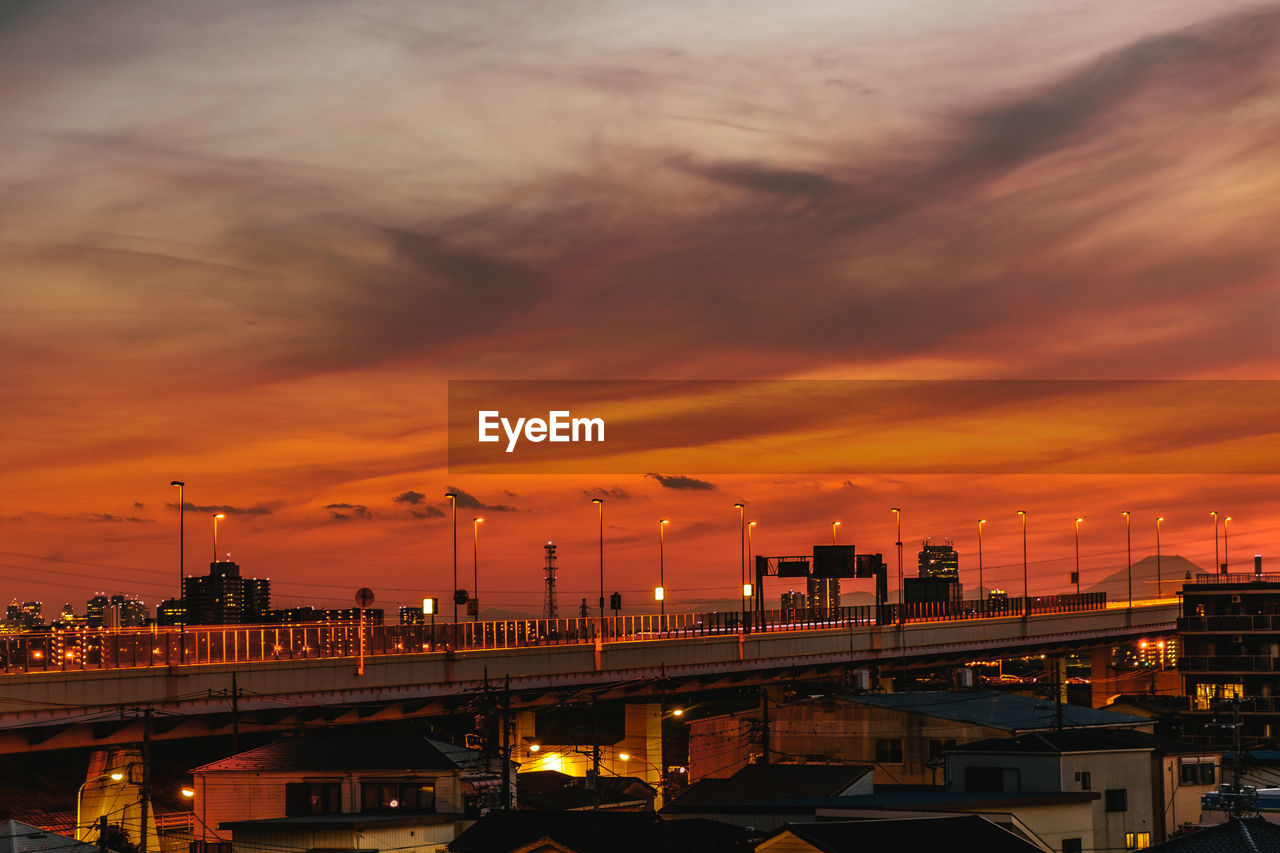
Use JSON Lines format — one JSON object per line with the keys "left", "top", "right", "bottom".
{"left": 268, "top": 606, "right": 382, "bottom": 625}
{"left": 156, "top": 598, "right": 187, "bottom": 627}
{"left": 183, "top": 560, "right": 271, "bottom": 625}
{"left": 399, "top": 606, "right": 424, "bottom": 625}
{"left": 780, "top": 590, "right": 807, "bottom": 616}
{"left": 111, "top": 594, "right": 147, "bottom": 627}
{"left": 86, "top": 594, "right": 109, "bottom": 628}
{"left": 918, "top": 540, "right": 959, "bottom": 579}
{"left": 807, "top": 577, "right": 840, "bottom": 620}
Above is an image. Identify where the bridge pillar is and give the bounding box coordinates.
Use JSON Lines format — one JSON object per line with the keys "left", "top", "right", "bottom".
{"left": 1089, "top": 646, "right": 1119, "bottom": 709}
{"left": 78, "top": 747, "right": 158, "bottom": 850}
{"left": 623, "top": 702, "right": 663, "bottom": 807}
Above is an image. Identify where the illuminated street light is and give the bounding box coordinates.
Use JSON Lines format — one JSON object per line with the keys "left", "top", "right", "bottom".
{"left": 832, "top": 520, "right": 841, "bottom": 545}
{"left": 658, "top": 519, "right": 670, "bottom": 616}
{"left": 445, "top": 491, "right": 458, "bottom": 621}
{"left": 1122, "top": 511, "right": 1132, "bottom": 606}
{"left": 76, "top": 769, "right": 126, "bottom": 842}
{"left": 892, "top": 508, "right": 903, "bottom": 624}
{"left": 1156, "top": 517, "right": 1164, "bottom": 598}
{"left": 1225, "top": 516, "right": 1233, "bottom": 573}
{"left": 1018, "top": 511, "right": 1028, "bottom": 615}
{"left": 978, "top": 519, "right": 986, "bottom": 599}
{"left": 212, "top": 512, "right": 225, "bottom": 558}
{"left": 1211, "top": 511, "right": 1219, "bottom": 575}
{"left": 592, "top": 498, "right": 605, "bottom": 619}
{"left": 472, "top": 517, "right": 484, "bottom": 621}
{"left": 1074, "top": 518, "right": 1083, "bottom": 595}
{"left": 170, "top": 481, "right": 184, "bottom": 601}
{"left": 734, "top": 503, "right": 746, "bottom": 627}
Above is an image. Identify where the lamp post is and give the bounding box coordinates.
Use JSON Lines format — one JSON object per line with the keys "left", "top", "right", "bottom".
{"left": 76, "top": 769, "right": 125, "bottom": 841}
{"left": 1156, "top": 517, "right": 1164, "bottom": 598}
{"left": 832, "top": 521, "right": 840, "bottom": 545}
{"left": 1074, "top": 518, "right": 1083, "bottom": 596}
{"left": 445, "top": 491, "right": 458, "bottom": 621}
{"left": 737, "top": 499, "right": 747, "bottom": 625}
{"left": 1225, "top": 516, "right": 1232, "bottom": 573}
{"left": 169, "top": 482, "right": 184, "bottom": 601}
{"left": 748, "top": 521, "right": 758, "bottom": 621}
{"left": 592, "top": 498, "right": 604, "bottom": 619}
{"left": 1017, "top": 510, "right": 1027, "bottom": 615}
{"left": 978, "top": 519, "right": 986, "bottom": 602}
{"left": 891, "top": 508, "right": 902, "bottom": 624}
{"left": 1122, "top": 511, "right": 1132, "bottom": 606}
{"left": 212, "top": 513, "right": 225, "bottom": 562}
{"left": 472, "top": 517, "right": 484, "bottom": 621}
{"left": 658, "top": 519, "right": 669, "bottom": 616}
{"left": 1211, "top": 511, "right": 1219, "bottom": 575}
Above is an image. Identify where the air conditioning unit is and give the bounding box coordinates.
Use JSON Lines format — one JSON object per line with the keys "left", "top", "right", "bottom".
{"left": 1232, "top": 595, "right": 1242, "bottom": 603}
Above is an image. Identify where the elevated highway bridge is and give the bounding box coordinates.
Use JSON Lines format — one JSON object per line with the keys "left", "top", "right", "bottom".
{"left": 0, "top": 594, "right": 1177, "bottom": 753}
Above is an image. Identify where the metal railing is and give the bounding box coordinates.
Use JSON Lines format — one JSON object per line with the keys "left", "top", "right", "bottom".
{"left": 1192, "top": 573, "right": 1280, "bottom": 585}
{"left": 0, "top": 592, "right": 1109, "bottom": 676}
{"left": 1179, "top": 655, "right": 1280, "bottom": 673}
{"left": 1179, "top": 616, "right": 1280, "bottom": 633}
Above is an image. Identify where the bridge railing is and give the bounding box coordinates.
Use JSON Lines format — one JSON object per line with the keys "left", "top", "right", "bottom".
{"left": 0, "top": 592, "right": 1108, "bottom": 675}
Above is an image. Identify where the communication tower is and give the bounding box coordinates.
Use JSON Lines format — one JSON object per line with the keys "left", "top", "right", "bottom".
{"left": 542, "top": 541, "right": 559, "bottom": 619}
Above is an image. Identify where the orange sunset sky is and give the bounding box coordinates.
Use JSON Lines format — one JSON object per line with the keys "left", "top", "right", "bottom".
{"left": 3, "top": 1, "right": 1280, "bottom": 616}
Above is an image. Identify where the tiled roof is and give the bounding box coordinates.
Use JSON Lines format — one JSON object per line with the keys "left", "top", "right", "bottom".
{"left": 0, "top": 820, "right": 106, "bottom": 853}
{"left": 448, "top": 812, "right": 748, "bottom": 853}
{"left": 951, "top": 729, "right": 1217, "bottom": 755}
{"left": 846, "top": 690, "right": 1149, "bottom": 731}
{"left": 771, "top": 815, "right": 1042, "bottom": 853}
{"left": 516, "top": 771, "right": 654, "bottom": 811}
{"left": 1146, "top": 817, "right": 1280, "bottom": 852}
{"left": 666, "top": 764, "right": 871, "bottom": 810}
{"left": 193, "top": 735, "right": 489, "bottom": 773}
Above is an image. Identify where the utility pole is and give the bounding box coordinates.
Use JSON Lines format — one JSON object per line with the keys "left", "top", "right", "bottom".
{"left": 231, "top": 672, "right": 240, "bottom": 753}
{"left": 140, "top": 708, "right": 152, "bottom": 853}
{"left": 501, "top": 675, "right": 512, "bottom": 810}
{"left": 98, "top": 816, "right": 108, "bottom": 853}
{"left": 591, "top": 695, "right": 602, "bottom": 810}
{"left": 760, "top": 687, "right": 770, "bottom": 765}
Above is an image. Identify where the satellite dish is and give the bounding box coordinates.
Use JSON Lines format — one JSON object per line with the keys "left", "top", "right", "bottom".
{"left": 355, "top": 587, "right": 375, "bottom": 608}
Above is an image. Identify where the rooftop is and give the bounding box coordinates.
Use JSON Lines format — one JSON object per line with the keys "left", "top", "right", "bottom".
{"left": 952, "top": 729, "right": 1218, "bottom": 756}
{"left": 0, "top": 820, "right": 112, "bottom": 853}
{"left": 221, "top": 813, "right": 463, "bottom": 832}
{"left": 764, "top": 815, "right": 1043, "bottom": 853}
{"left": 665, "top": 764, "right": 872, "bottom": 812}
{"left": 845, "top": 690, "right": 1148, "bottom": 732}
{"left": 1146, "top": 816, "right": 1280, "bottom": 852}
{"left": 448, "top": 812, "right": 749, "bottom": 853}
{"left": 193, "top": 735, "right": 492, "bottom": 774}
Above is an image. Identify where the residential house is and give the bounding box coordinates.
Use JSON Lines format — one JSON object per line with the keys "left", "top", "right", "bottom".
{"left": 946, "top": 730, "right": 1224, "bottom": 849}
{"left": 756, "top": 814, "right": 1045, "bottom": 853}
{"left": 191, "top": 734, "right": 511, "bottom": 853}
{"left": 447, "top": 811, "right": 750, "bottom": 853}
{"left": 688, "top": 690, "right": 1150, "bottom": 783}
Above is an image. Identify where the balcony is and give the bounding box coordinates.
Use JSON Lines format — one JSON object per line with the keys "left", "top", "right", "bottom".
{"left": 1179, "top": 615, "right": 1280, "bottom": 633}
{"left": 1180, "top": 655, "right": 1280, "bottom": 673}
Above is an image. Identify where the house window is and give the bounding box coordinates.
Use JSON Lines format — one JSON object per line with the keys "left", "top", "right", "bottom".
{"left": 1180, "top": 760, "right": 1215, "bottom": 785}
{"left": 284, "top": 782, "right": 341, "bottom": 816}
{"left": 1105, "top": 788, "right": 1128, "bottom": 812}
{"left": 1079, "top": 771, "right": 1091, "bottom": 790}
{"left": 1062, "top": 839, "right": 1082, "bottom": 853}
{"left": 928, "top": 738, "right": 957, "bottom": 760}
{"left": 875, "top": 739, "right": 903, "bottom": 763}
{"left": 360, "top": 780, "right": 436, "bottom": 813}
{"left": 1201, "top": 763, "right": 1216, "bottom": 785}
{"left": 1125, "top": 831, "right": 1150, "bottom": 849}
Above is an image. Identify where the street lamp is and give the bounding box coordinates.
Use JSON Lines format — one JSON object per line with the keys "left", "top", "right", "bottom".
{"left": 832, "top": 521, "right": 841, "bottom": 545}
{"left": 737, "top": 499, "right": 747, "bottom": 625}
{"left": 1156, "top": 517, "right": 1164, "bottom": 598}
{"left": 472, "top": 517, "right": 484, "bottom": 621}
{"left": 748, "top": 521, "right": 758, "bottom": 620}
{"left": 445, "top": 491, "right": 459, "bottom": 621}
{"left": 1070, "top": 514, "right": 1080, "bottom": 594}
{"left": 1017, "top": 510, "right": 1028, "bottom": 615}
{"left": 76, "top": 769, "right": 126, "bottom": 841}
{"left": 1211, "top": 511, "right": 1219, "bottom": 575}
{"left": 1225, "top": 516, "right": 1232, "bottom": 573}
{"left": 1122, "top": 511, "right": 1132, "bottom": 606}
{"left": 212, "top": 513, "right": 225, "bottom": 563}
{"left": 657, "top": 519, "right": 670, "bottom": 616}
{"left": 592, "top": 498, "right": 605, "bottom": 619}
{"left": 896, "top": 507, "right": 906, "bottom": 622}
{"left": 169, "top": 482, "right": 184, "bottom": 600}
{"left": 978, "top": 519, "right": 986, "bottom": 602}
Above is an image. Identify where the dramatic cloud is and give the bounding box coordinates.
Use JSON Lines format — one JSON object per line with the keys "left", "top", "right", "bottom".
{"left": 646, "top": 474, "right": 716, "bottom": 491}
{"left": 326, "top": 503, "right": 372, "bottom": 521}
{"left": 394, "top": 490, "right": 426, "bottom": 505}
{"left": 172, "top": 503, "right": 273, "bottom": 516}
{"left": 583, "top": 487, "right": 632, "bottom": 500}
{"left": 83, "top": 513, "right": 152, "bottom": 523}
{"left": 444, "top": 487, "right": 516, "bottom": 512}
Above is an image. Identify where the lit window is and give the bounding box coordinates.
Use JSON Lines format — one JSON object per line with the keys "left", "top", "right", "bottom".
{"left": 1125, "top": 831, "right": 1150, "bottom": 849}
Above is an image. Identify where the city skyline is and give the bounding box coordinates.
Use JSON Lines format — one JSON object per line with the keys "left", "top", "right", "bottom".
{"left": 3, "top": 1, "right": 1280, "bottom": 611}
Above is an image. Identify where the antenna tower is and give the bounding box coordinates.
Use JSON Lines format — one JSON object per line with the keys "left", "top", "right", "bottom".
{"left": 542, "top": 542, "right": 559, "bottom": 619}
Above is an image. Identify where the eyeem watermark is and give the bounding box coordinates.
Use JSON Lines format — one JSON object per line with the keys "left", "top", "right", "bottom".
{"left": 478, "top": 410, "right": 605, "bottom": 453}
